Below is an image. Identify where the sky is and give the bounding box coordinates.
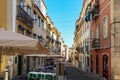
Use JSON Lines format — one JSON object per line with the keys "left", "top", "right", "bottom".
{"left": 44, "top": 0, "right": 83, "bottom": 47}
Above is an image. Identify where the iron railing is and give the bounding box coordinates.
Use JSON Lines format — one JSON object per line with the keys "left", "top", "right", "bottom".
{"left": 17, "top": 6, "right": 33, "bottom": 27}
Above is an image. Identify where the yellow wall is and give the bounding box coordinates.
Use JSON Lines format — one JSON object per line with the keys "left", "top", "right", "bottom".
{"left": 1, "top": 52, "right": 7, "bottom": 73}
{"left": 16, "top": 20, "right": 32, "bottom": 32}
{"left": 0, "top": 0, "right": 7, "bottom": 28}
{"left": 0, "top": 0, "right": 7, "bottom": 72}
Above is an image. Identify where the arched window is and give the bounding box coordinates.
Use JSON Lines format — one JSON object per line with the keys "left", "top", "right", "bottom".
{"left": 102, "top": 16, "right": 108, "bottom": 39}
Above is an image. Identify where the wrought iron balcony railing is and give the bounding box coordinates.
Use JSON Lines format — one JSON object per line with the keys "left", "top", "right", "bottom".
{"left": 85, "top": 46, "right": 89, "bottom": 52}
{"left": 92, "top": 39, "right": 100, "bottom": 49}
{"left": 92, "top": 0, "right": 99, "bottom": 20}
{"left": 17, "top": 6, "right": 33, "bottom": 27}
{"left": 76, "top": 47, "right": 84, "bottom": 53}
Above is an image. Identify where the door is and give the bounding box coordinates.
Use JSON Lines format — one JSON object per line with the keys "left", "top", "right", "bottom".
{"left": 103, "top": 54, "right": 108, "bottom": 80}
{"left": 96, "top": 54, "right": 99, "bottom": 74}
{"left": 90, "top": 54, "right": 93, "bottom": 72}
{"left": 26, "top": 56, "right": 30, "bottom": 73}
{"left": 18, "top": 55, "right": 23, "bottom": 75}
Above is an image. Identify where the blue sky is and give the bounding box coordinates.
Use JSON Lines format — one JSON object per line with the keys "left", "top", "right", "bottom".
{"left": 44, "top": 0, "right": 83, "bottom": 47}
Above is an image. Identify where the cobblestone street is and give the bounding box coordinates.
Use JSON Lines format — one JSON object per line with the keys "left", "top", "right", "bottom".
{"left": 13, "top": 66, "right": 104, "bottom": 80}
{"left": 65, "top": 66, "right": 102, "bottom": 80}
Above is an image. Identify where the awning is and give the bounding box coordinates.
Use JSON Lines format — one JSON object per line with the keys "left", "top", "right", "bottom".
{"left": 0, "top": 30, "right": 51, "bottom": 54}
{"left": 25, "top": 54, "right": 63, "bottom": 58}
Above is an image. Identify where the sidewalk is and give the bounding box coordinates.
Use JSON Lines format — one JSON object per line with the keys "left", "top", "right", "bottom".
{"left": 12, "top": 75, "right": 28, "bottom": 80}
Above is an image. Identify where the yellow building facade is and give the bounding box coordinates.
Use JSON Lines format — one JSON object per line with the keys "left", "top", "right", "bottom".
{"left": 0, "top": 0, "right": 47, "bottom": 79}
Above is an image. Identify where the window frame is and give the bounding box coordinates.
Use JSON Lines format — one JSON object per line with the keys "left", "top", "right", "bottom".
{"left": 96, "top": 25, "right": 99, "bottom": 39}
{"left": 102, "top": 15, "right": 108, "bottom": 39}
{"left": 27, "top": 5, "right": 31, "bottom": 16}
{"left": 33, "top": 11, "right": 37, "bottom": 24}
{"left": 38, "top": 16, "right": 41, "bottom": 27}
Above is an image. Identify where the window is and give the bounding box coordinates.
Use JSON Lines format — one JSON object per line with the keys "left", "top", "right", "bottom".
{"left": 15, "top": 57, "right": 17, "bottom": 64}
{"left": 33, "top": 33, "right": 37, "bottom": 39}
{"left": 19, "top": 0, "right": 24, "bottom": 8}
{"left": 37, "top": 0, "right": 41, "bottom": 8}
{"left": 26, "top": 30, "right": 32, "bottom": 37}
{"left": 38, "top": 16, "right": 41, "bottom": 27}
{"left": 91, "top": 30, "right": 94, "bottom": 38}
{"left": 96, "top": 25, "right": 99, "bottom": 39}
{"left": 34, "top": 11, "right": 37, "bottom": 23}
{"left": 18, "top": 25, "right": 25, "bottom": 35}
{"left": 41, "top": 20, "right": 44, "bottom": 30}
{"left": 27, "top": 6, "right": 31, "bottom": 16}
{"left": 87, "top": 22, "right": 90, "bottom": 29}
{"left": 102, "top": 16, "right": 108, "bottom": 39}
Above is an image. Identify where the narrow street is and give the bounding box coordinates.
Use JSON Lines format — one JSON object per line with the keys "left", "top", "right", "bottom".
{"left": 14, "top": 66, "right": 103, "bottom": 80}
{"left": 65, "top": 66, "right": 98, "bottom": 80}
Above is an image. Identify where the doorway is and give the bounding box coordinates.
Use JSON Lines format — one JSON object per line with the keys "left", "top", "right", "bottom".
{"left": 103, "top": 54, "right": 108, "bottom": 80}
{"left": 18, "top": 55, "right": 23, "bottom": 75}
{"left": 26, "top": 56, "right": 30, "bottom": 73}
{"left": 96, "top": 53, "right": 99, "bottom": 74}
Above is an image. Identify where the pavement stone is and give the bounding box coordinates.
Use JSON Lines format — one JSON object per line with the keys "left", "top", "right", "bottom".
{"left": 65, "top": 66, "right": 103, "bottom": 80}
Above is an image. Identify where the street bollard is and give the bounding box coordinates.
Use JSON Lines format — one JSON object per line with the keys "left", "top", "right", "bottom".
{"left": 4, "top": 69, "right": 8, "bottom": 80}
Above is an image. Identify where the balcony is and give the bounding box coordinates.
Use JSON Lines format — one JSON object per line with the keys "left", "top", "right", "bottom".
{"left": 17, "top": 7, "right": 33, "bottom": 27}
{"left": 75, "top": 52, "right": 79, "bottom": 61}
{"left": 92, "top": 1, "right": 99, "bottom": 20}
{"left": 85, "top": 46, "right": 89, "bottom": 52}
{"left": 80, "top": 47, "right": 84, "bottom": 53}
{"left": 76, "top": 47, "right": 84, "bottom": 53}
{"left": 92, "top": 39, "right": 100, "bottom": 49}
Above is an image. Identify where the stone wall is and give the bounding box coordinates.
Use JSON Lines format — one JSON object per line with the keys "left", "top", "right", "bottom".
{"left": 110, "top": 0, "right": 120, "bottom": 80}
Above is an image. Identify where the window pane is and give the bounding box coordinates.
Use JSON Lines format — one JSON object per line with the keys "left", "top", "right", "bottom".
{"left": 103, "top": 16, "right": 108, "bottom": 38}
{"left": 96, "top": 25, "right": 99, "bottom": 39}
{"left": 34, "top": 11, "right": 36, "bottom": 23}
{"left": 41, "top": 20, "right": 44, "bottom": 30}
{"left": 19, "top": 0, "right": 24, "bottom": 8}
{"left": 38, "top": 16, "right": 40, "bottom": 27}
{"left": 27, "top": 6, "right": 31, "bottom": 16}
{"left": 37, "top": 0, "right": 41, "bottom": 8}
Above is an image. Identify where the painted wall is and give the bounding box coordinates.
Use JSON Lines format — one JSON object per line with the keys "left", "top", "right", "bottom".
{"left": 0, "top": 0, "right": 7, "bottom": 28}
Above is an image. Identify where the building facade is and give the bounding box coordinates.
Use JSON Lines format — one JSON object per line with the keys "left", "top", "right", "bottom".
{"left": 89, "top": 0, "right": 111, "bottom": 80}
{"left": 73, "top": 0, "right": 91, "bottom": 72}
{"left": 0, "top": 0, "right": 49, "bottom": 79}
